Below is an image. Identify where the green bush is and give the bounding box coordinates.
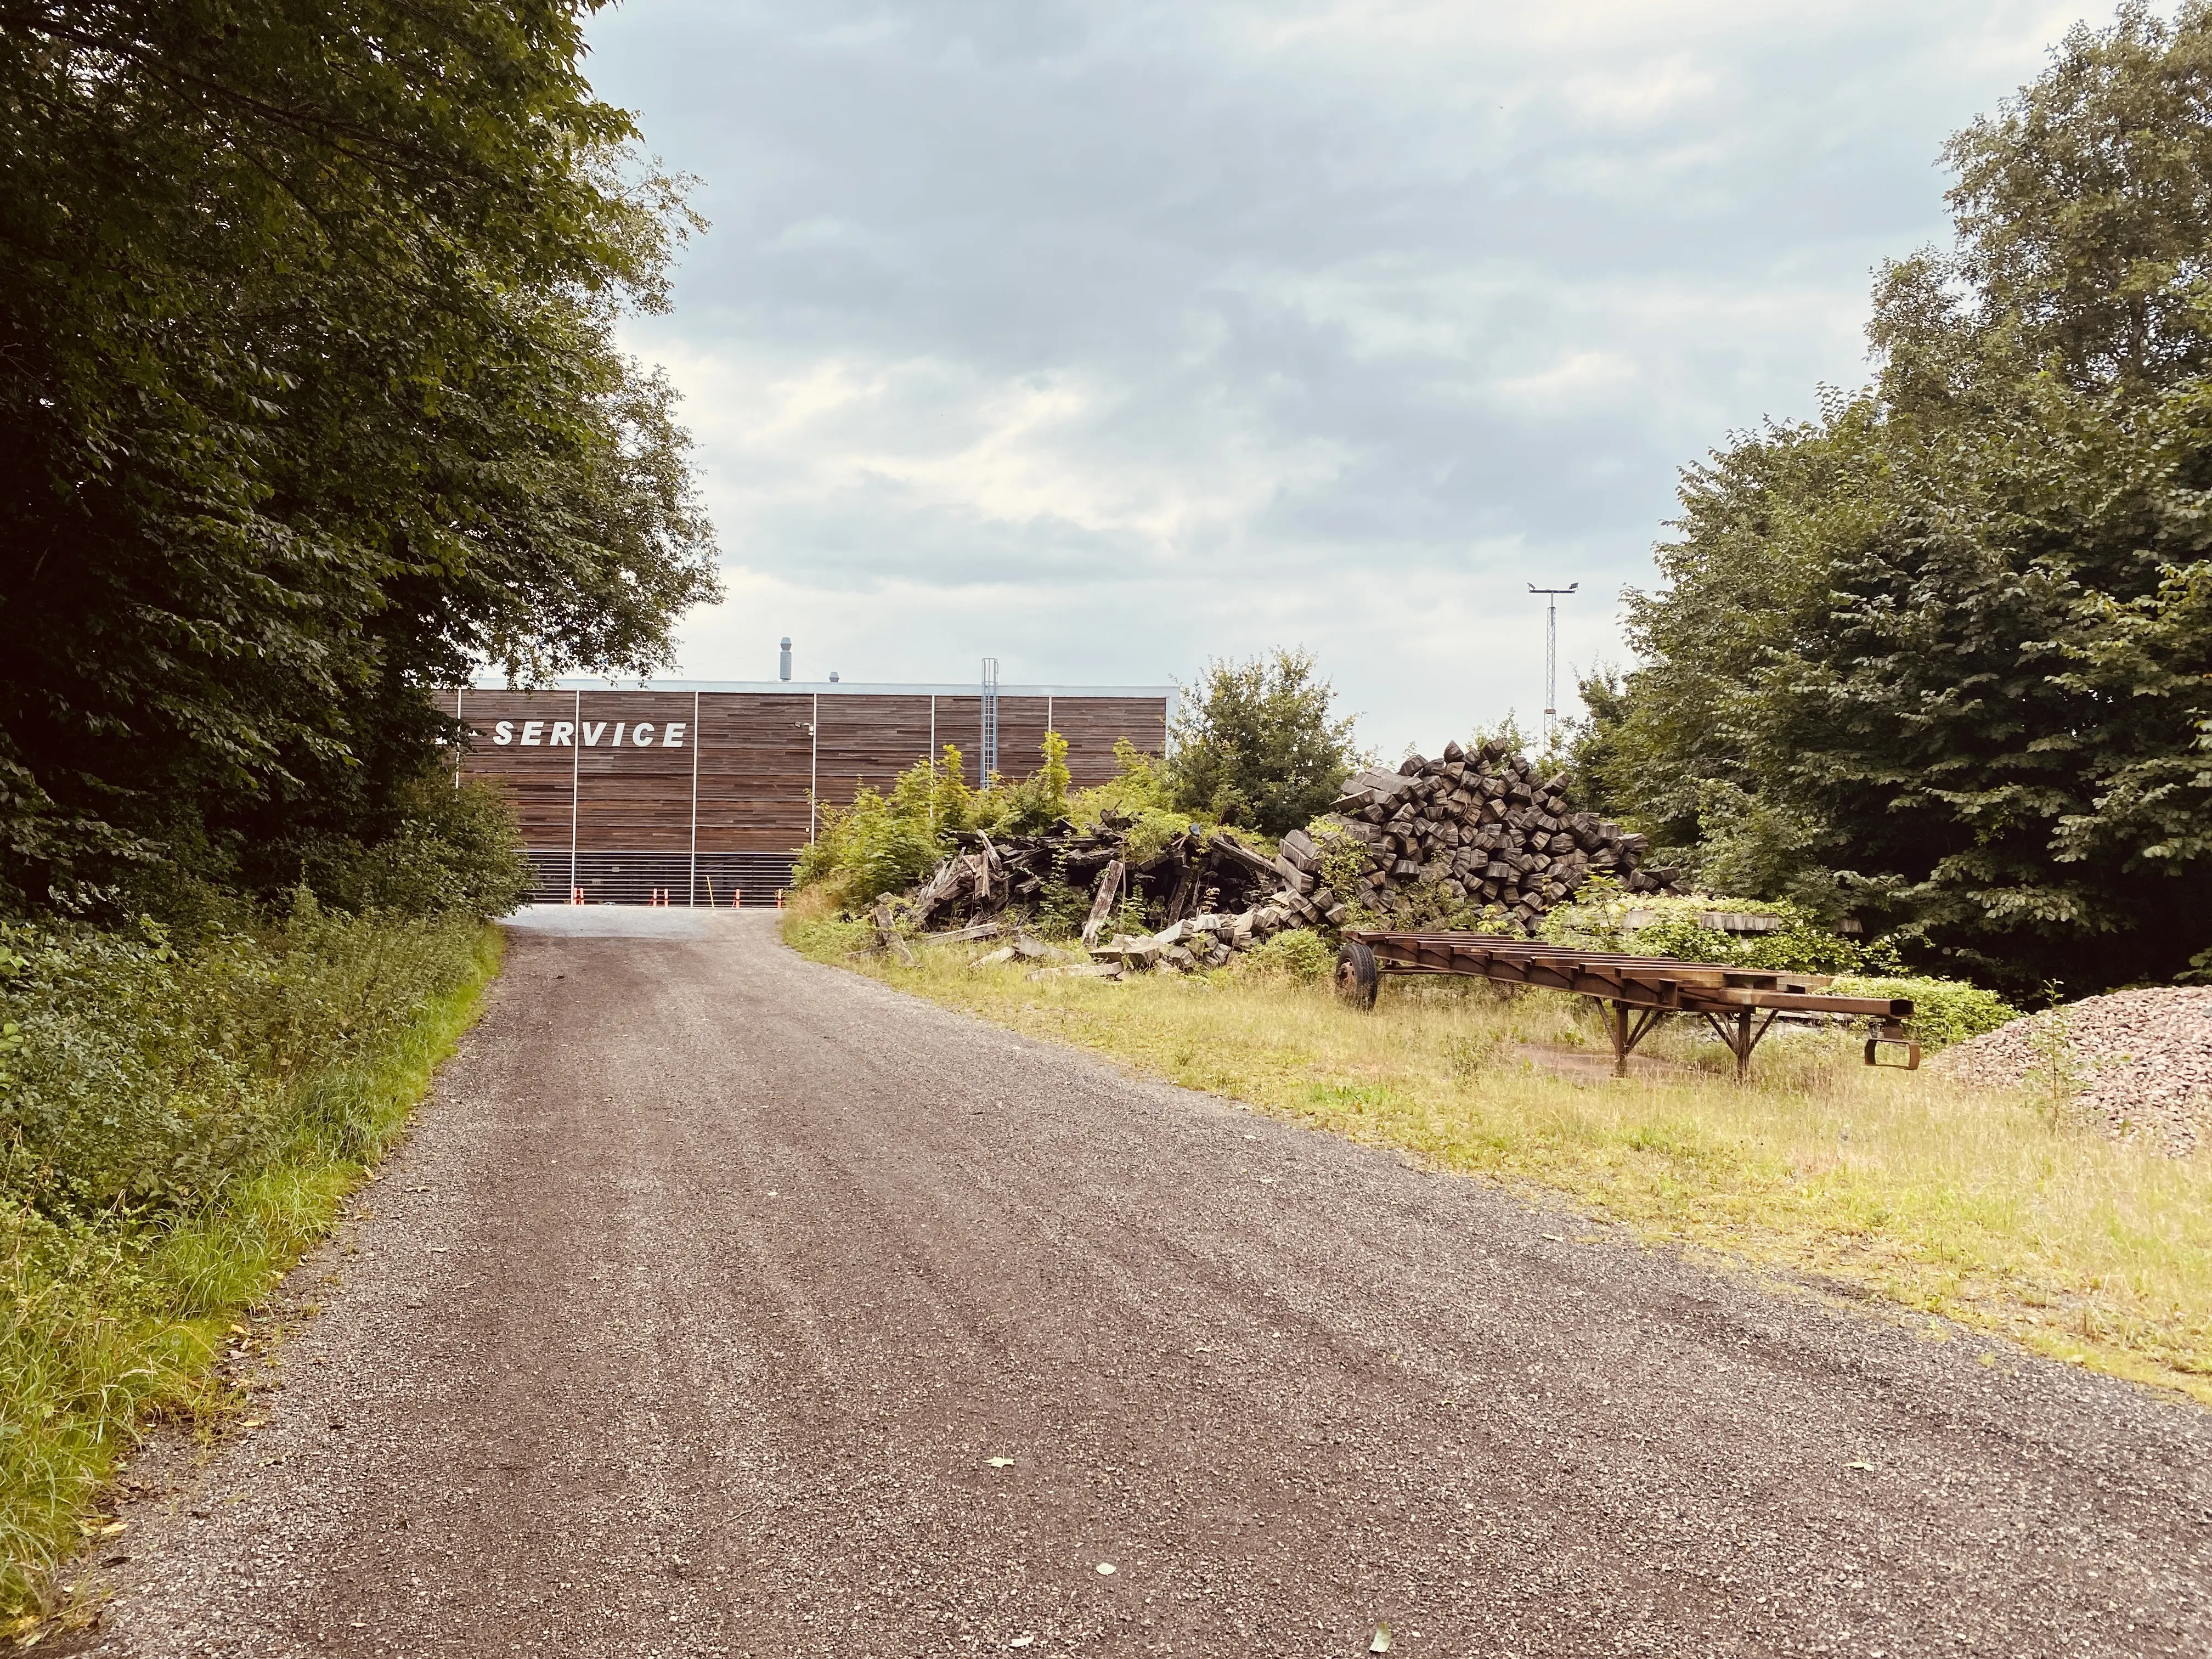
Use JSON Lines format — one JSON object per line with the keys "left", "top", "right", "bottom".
{"left": 1066, "top": 740, "right": 1198, "bottom": 864}
{"left": 0, "top": 898, "right": 485, "bottom": 1212}
{"left": 305, "top": 778, "right": 533, "bottom": 924}
{"left": 302, "top": 776, "right": 533, "bottom": 921}
{"left": 1830, "top": 975, "right": 2022, "bottom": 1051}
{"left": 1237, "top": 927, "right": 1335, "bottom": 982}
{"left": 794, "top": 788, "right": 943, "bottom": 910}
{"left": 1164, "top": 650, "right": 1362, "bottom": 834}
{"left": 797, "top": 734, "right": 1204, "bottom": 915}
{"left": 1542, "top": 887, "right": 1904, "bottom": 976}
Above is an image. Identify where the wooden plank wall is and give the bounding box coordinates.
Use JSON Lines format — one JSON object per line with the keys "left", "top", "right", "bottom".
{"left": 450, "top": 690, "right": 578, "bottom": 849}
{"left": 452, "top": 689, "right": 1167, "bottom": 858}
{"left": 933, "top": 696, "right": 981, "bottom": 780}
{"left": 815, "top": 695, "right": 934, "bottom": 804}
{"left": 694, "top": 693, "right": 815, "bottom": 853}
{"left": 1057, "top": 695, "right": 1169, "bottom": 787}
{"left": 576, "top": 691, "right": 694, "bottom": 853}
{"left": 996, "top": 696, "right": 1052, "bottom": 781}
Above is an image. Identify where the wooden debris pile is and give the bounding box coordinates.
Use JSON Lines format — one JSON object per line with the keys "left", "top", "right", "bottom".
{"left": 887, "top": 739, "right": 1681, "bottom": 975}
{"left": 1311, "top": 739, "right": 1682, "bottom": 931}
{"left": 900, "top": 813, "right": 1340, "bottom": 976}
{"left": 906, "top": 816, "right": 1308, "bottom": 937}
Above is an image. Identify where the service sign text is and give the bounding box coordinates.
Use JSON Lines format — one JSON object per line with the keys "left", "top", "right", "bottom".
{"left": 490, "top": 720, "right": 687, "bottom": 749}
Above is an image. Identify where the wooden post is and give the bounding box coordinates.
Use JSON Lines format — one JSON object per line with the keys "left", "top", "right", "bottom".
{"left": 1605, "top": 999, "right": 1668, "bottom": 1078}
{"left": 1081, "top": 859, "right": 1126, "bottom": 949}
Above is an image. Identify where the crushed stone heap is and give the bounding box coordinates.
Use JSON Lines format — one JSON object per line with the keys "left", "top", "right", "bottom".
{"left": 1933, "top": 985, "right": 2212, "bottom": 1155}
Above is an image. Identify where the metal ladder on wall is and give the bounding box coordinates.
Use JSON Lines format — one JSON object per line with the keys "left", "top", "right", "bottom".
{"left": 980, "top": 656, "right": 1000, "bottom": 782}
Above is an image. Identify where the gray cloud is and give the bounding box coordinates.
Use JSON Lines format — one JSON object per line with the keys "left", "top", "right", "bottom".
{"left": 592, "top": 0, "right": 2086, "bottom": 752}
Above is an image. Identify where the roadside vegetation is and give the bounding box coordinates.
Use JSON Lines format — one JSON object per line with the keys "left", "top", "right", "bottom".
{"left": 0, "top": 4, "right": 716, "bottom": 1622}
{"left": 790, "top": 907, "right": 2212, "bottom": 1406}
{"left": 0, "top": 793, "right": 528, "bottom": 1623}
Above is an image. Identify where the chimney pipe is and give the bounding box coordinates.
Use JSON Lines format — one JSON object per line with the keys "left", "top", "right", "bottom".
{"left": 778, "top": 637, "right": 792, "bottom": 681}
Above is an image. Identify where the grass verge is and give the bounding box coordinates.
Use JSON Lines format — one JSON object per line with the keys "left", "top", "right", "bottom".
{"left": 0, "top": 922, "right": 502, "bottom": 1621}
{"left": 789, "top": 905, "right": 2212, "bottom": 1405}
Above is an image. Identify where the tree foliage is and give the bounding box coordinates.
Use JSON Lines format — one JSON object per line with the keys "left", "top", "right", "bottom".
{"left": 1166, "top": 650, "right": 1362, "bottom": 836}
{"left": 0, "top": 0, "right": 719, "bottom": 914}
{"left": 1595, "top": 2, "right": 2212, "bottom": 992}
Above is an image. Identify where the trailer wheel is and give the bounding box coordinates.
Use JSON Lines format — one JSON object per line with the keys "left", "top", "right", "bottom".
{"left": 1335, "top": 941, "right": 1379, "bottom": 1010}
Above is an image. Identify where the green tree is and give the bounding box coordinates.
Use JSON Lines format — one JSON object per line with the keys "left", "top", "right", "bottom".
{"left": 1607, "top": 2, "right": 2212, "bottom": 991}
{"left": 0, "top": 0, "right": 719, "bottom": 915}
{"left": 1166, "top": 650, "right": 1362, "bottom": 836}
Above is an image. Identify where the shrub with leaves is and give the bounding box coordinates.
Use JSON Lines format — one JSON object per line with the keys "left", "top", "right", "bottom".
{"left": 1541, "top": 887, "right": 1905, "bottom": 976}
{"left": 1236, "top": 927, "right": 1336, "bottom": 982}
{"left": 797, "top": 734, "right": 1205, "bottom": 913}
{"left": 1166, "top": 650, "right": 1363, "bottom": 834}
{"left": 1829, "top": 977, "right": 2023, "bottom": 1051}
{"left": 300, "top": 777, "right": 533, "bottom": 921}
{"left": 792, "top": 754, "right": 957, "bottom": 912}
{"left": 0, "top": 898, "right": 484, "bottom": 1212}
{"left": 1067, "top": 740, "right": 1197, "bottom": 864}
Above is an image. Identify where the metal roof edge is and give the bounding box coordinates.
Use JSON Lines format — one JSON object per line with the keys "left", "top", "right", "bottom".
{"left": 458, "top": 679, "right": 1175, "bottom": 698}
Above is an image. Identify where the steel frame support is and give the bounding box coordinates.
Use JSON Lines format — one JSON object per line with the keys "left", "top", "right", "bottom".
{"left": 1700, "top": 1007, "right": 1781, "bottom": 1081}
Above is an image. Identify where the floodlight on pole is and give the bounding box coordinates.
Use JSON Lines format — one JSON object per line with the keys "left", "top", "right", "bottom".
{"left": 1527, "top": 583, "right": 1579, "bottom": 749}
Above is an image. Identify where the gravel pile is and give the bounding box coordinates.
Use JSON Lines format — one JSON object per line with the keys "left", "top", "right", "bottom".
{"left": 1934, "top": 986, "right": 2212, "bottom": 1155}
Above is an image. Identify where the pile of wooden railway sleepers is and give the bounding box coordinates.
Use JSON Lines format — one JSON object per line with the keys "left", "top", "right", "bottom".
{"left": 1313, "top": 738, "right": 1683, "bottom": 931}
{"left": 891, "top": 740, "right": 1686, "bottom": 974}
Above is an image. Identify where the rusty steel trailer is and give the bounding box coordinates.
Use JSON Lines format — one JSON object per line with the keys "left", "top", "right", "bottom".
{"left": 1335, "top": 931, "right": 1919, "bottom": 1079}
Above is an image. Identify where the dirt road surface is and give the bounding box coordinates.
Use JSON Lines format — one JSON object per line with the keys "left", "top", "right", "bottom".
{"left": 71, "top": 909, "right": 2211, "bottom": 1657}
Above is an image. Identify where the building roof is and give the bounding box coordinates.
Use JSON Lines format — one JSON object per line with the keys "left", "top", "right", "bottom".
{"left": 461, "top": 678, "right": 1175, "bottom": 699}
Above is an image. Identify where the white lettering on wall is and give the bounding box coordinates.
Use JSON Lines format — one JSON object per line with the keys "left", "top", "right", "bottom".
{"left": 521, "top": 721, "right": 544, "bottom": 746}
{"left": 493, "top": 720, "right": 514, "bottom": 745}
{"left": 583, "top": 721, "right": 607, "bottom": 746}
{"left": 550, "top": 721, "right": 574, "bottom": 747}
{"left": 613, "top": 723, "right": 627, "bottom": 747}
{"left": 634, "top": 722, "right": 656, "bottom": 747}
{"left": 663, "top": 722, "right": 686, "bottom": 748}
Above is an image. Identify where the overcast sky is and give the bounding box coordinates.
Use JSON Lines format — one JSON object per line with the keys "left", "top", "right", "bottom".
{"left": 588, "top": 0, "right": 2092, "bottom": 758}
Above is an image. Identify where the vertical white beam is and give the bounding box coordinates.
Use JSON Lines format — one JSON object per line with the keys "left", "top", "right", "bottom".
{"left": 689, "top": 689, "right": 701, "bottom": 906}
{"left": 809, "top": 692, "right": 819, "bottom": 843}
{"left": 579, "top": 685, "right": 588, "bottom": 902}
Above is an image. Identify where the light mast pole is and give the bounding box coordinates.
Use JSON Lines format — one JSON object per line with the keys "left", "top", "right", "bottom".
{"left": 1527, "top": 583, "right": 1578, "bottom": 749}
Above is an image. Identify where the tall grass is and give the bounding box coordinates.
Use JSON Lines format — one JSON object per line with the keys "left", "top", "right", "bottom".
{"left": 792, "top": 907, "right": 2212, "bottom": 1403}
{"left": 0, "top": 908, "right": 500, "bottom": 1618}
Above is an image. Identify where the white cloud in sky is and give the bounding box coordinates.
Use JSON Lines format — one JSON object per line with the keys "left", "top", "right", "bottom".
{"left": 590, "top": 0, "right": 2091, "bottom": 754}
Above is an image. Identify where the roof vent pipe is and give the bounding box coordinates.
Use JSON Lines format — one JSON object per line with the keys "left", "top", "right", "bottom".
{"left": 778, "top": 637, "right": 792, "bottom": 681}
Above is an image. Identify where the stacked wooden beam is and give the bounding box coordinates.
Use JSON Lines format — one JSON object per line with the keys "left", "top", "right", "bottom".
{"left": 1316, "top": 738, "right": 1681, "bottom": 933}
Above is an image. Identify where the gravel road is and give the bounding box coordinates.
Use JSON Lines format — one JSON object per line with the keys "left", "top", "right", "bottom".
{"left": 67, "top": 909, "right": 2212, "bottom": 1657}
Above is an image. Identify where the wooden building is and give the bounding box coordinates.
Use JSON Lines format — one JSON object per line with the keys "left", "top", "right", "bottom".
{"left": 448, "top": 681, "right": 1172, "bottom": 904}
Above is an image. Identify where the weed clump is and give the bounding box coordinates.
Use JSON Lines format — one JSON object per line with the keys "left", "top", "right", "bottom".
{"left": 1235, "top": 928, "right": 1335, "bottom": 983}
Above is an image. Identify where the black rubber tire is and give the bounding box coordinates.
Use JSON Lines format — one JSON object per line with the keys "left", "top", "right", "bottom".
{"left": 1334, "top": 941, "right": 1380, "bottom": 1010}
